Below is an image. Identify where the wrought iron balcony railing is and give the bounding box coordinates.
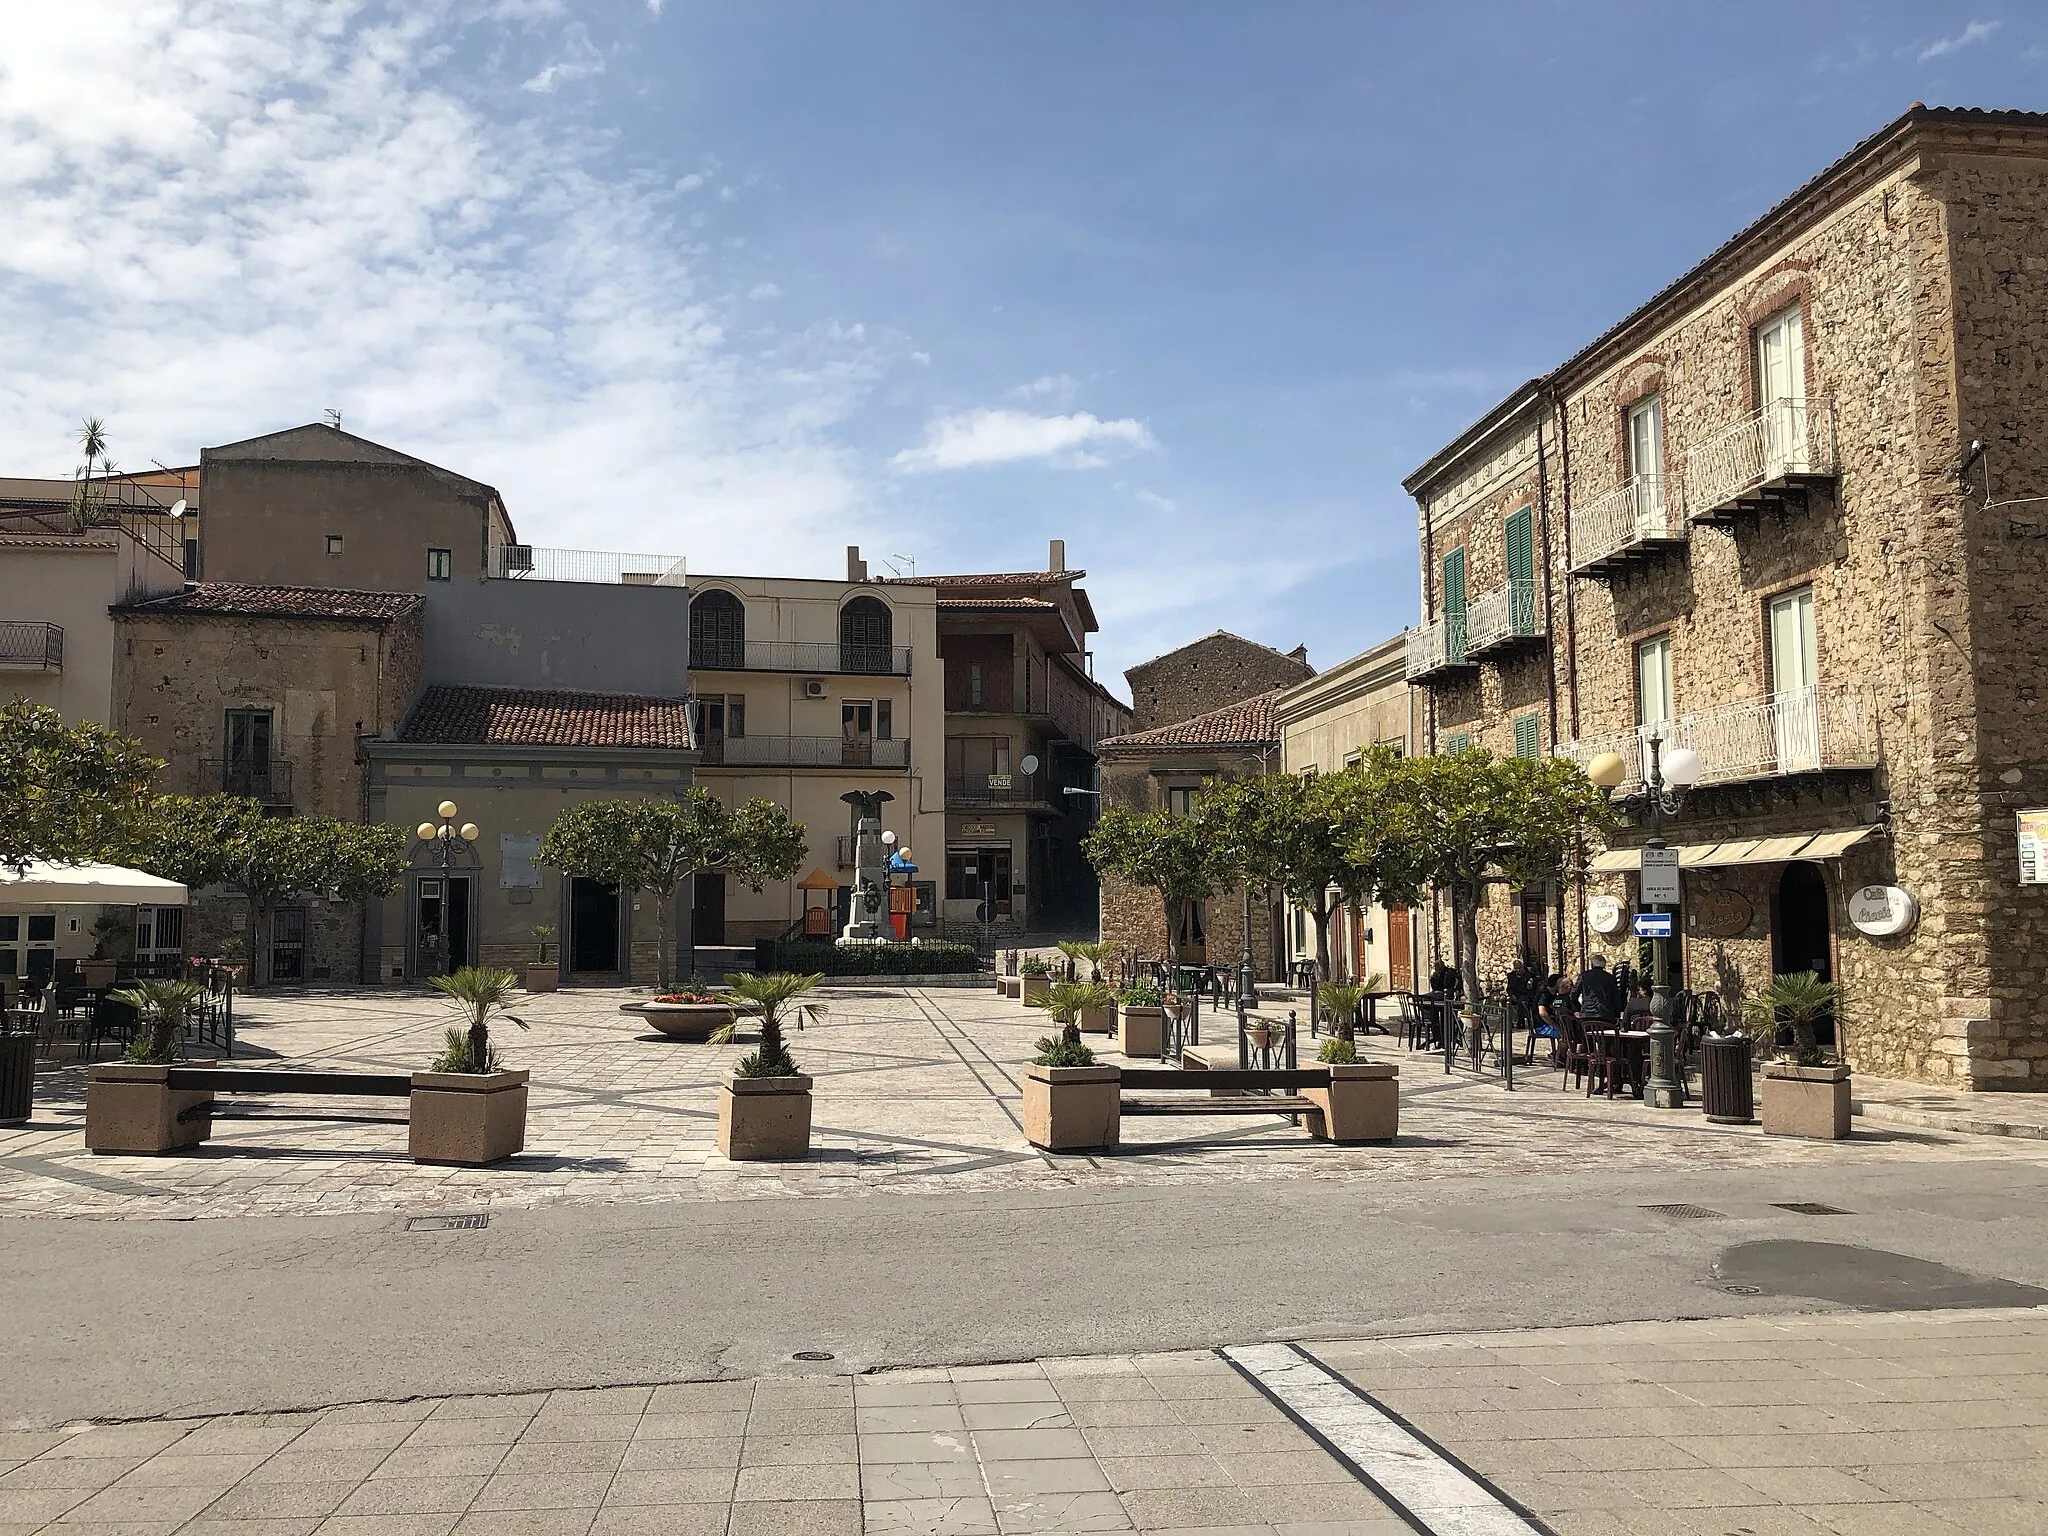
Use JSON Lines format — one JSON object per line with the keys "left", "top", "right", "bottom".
{"left": 1463, "top": 580, "right": 1544, "bottom": 657}
{"left": 205, "top": 759, "right": 295, "bottom": 805}
{"left": 0, "top": 621, "right": 62, "bottom": 669}
{"left": 1553, "top": 685, "right": 1877, "bottom": 791}
{"left": 945, "top": 774, "right": 1063, "bottom": 809}
{"left": 1569, "top": 475, "right": 1685, "bottom": 576}
{"left": 697, "top": 735, "right": 909, "bottom": 769}
{"left": 1403, "top": 613, "right": 1472, "bottom": 682}
{"left": 1683, "top": 398, "right": 1838, "bottom": 525}
{"left": 690, "top": 638, "right": 912, "bottom": 676}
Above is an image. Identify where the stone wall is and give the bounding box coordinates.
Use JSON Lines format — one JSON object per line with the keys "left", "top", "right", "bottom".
{"left": 1124, "top": 633, "right": 1312, "bottom": 732}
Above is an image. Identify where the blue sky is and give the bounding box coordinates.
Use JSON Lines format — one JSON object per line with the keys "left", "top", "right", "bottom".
{"left": 2, "top": 3, "right": 2041, "bottom": 693}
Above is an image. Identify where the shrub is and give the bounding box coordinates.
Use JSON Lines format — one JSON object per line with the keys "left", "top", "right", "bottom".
{"left": 431, "top": 1026, "right": 501, "bottom": 1074}
{"left": 1033, "top": 1034, "right": 1097, "bottom": 1068}
{"left": 1740, "top": 971, "right": 1845, "bottom": 1067}
{"left": 1019, "top": 956, "right": 1051, "bottom": 977}
{"left": 1047, "top": 980, "right": 1114, "bottom": 1023}
{"left": 753, "top": 940, "right": 980, "bottom": 976}
{"left": 712, "top": 972, "right": 825, "bottom": 1077}
{"left": 1317, "top": 982, "right": 1365, "bottom": 1041}
{"left": 1118, "top": 980, "right": 1163, "bottom": 1008}
{"left": 427, "top": 966, "right": 528, "bottom": 1074}
{"left": 110, "top": 979, "right": 207, "bottom": 1064}
{"left": 1318, "top": 1036, "right": 1358, "bottom": 1064}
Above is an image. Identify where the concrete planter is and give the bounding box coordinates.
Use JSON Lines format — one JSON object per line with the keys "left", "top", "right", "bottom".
{"left": 999, "top": 976, "right": 1022, "bottom": 999}
{"left": 1077, "top": 1004, "right": 1111, "bottom": 1035}
{"left": 81, "top": 961, "right": 118, "bottom": 989}
{"left": 409, "top": 1069, "right": 529, "bottom": 1166}
{"left": 637, "top": 1002, "right": 735, "bottom": 1042}
{"left": 1, "top": 1032, "right": 34, "bottom": 1126}
{"left": 1020, "top": 975, "right": 1051, "bottom": 1006}
{"left": 1761, "top": 1062, "right": 1852, "bottom": 1140}
{"left": 1119, "top": 1005, "right": 1165, "bottom": 1059}
{"left": 524, "top": 966, "right": 558, "bottom": 993}
{"left": 718, "top": 1072, "right": 812, "bottom": 1161}
{"left": 85, "top": 1062, "right": 217, "bottom": 1155}
{"left": 1022, "top": 1063, "right": 1120, "bottom": 1152}
{"left": 1301, "top": 1062, "right": 1399, "bottom": 1144}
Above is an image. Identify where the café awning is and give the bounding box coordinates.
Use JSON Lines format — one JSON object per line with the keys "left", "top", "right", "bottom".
{"left": 1588, "top": 826, "right": 1877, "bottom": 873}
{"left": 0, "top": 860, "right": 188, "bottom": 906}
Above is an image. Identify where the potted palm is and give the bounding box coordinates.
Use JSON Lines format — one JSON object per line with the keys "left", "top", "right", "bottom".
{"left": 85, "top": 979, "right": 214, "bottom": 1154}
{"left": 1048, "top": 979, "right": 1114, "bottom": 1036}
{"left": 710, "top": 972, "right": 826, "bottom": 1160}
{"left": 1019, "top": 956, "right": 1052, "bottom": 1007}
{"left": 1021, "top": 1015, "right": 1119, "bottom": 1151}
{"left": 1745, "top": 971, "right": 1851, "bottom": 1140}
{"left": 411, "top": 966, "right": 531, "bottom": 1165}
{"left": 1116, "top": 979, "right": 1167, "bottom": 1058}
{"left": 1317, "top": 981, "right": 1366, "bottom": 1042}
{"left": 525, "top": 925, "right": 558, "bottom": 992}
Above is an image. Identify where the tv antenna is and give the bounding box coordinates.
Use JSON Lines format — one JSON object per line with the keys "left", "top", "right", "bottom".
{"left": 324, "top": 408, "right": 344, "bottom": 431}
{"left": 882, "top": 552, "right": 917, "bottom": 579}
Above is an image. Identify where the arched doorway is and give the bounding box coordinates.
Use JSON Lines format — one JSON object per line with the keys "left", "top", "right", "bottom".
{"left": 840, "top": 596, "right": 893, "bottom": 674}
{"left": 1773, "top": 860, "right": 1835, "bottom": 1046}
{"left": 689, "top": 589, "right": 746, "bottom": 670}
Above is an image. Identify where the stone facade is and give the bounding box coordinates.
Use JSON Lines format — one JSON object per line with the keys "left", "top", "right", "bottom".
{"left": 1125, "top": 631, "right": 1312, "bottom": 733}
{"left": 1403, "top": 107, "right": 2048, "bottom": 1088}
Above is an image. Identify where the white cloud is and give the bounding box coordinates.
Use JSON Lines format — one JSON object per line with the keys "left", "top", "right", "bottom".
{"left": 1134, "top": 489, "right": 1176, "bottom": 513}
{"left": 0, "top": 0, "right": 880, "bottom": 575}
{"left": 1919, "top": 20, "right": 1999, "bottom": 59}
{"left": 675, "top": 172, "right": 704, "bottom": 192}
{"left": 1009, "top": 373, "right": 1077, "bottom": 401}
{"left": 890, "top": 409, "right": 1156, "bottom": 473}
{"left": 749, "top": 282, "right": 782, "bottom": 299}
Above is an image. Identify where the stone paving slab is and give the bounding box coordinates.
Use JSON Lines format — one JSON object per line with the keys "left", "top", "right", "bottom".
{"left": 3, "top": 987, "right": 2043, "bottom": 1221}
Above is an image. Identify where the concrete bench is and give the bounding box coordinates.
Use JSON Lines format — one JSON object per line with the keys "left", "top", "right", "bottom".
{"left": 1022, "top": 1061, "right": 1398, "bottom": 1152}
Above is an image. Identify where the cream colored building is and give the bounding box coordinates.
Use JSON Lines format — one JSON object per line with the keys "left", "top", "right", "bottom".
{"left": 1274, "top": 633, "right": 1424, "bottom": 991}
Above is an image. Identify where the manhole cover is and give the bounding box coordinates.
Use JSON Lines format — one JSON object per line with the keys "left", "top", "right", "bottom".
{"left": 1713, "top": 1241, "right": 2048, "bottom": 1310}
{"left": 1642, "top": 1203, "right": 1726, "bottom": 1220}
{"left": 792, "top": 1350, "right": 836, "bottom": 1362}
{"left": 408, "top": 1213, "right": 489, "bottom": 1232}
{"left": 1723, "top": 1284, "right": 1764, "bottom": 1295}
{"left": 1774, "top": 1202, "right": 1851, "bottom": 1216}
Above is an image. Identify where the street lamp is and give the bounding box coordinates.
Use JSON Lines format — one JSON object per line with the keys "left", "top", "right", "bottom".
{"left": 1584, "top": 735, "right": 1702, "bottom": 1109}
{"left": 416, "top": 800, "right": 481, "bottom": 868}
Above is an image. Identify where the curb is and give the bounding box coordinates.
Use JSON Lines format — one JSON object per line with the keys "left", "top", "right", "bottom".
{"left": 1852, "top": 1098, "right": 2048, "bottom": 1141}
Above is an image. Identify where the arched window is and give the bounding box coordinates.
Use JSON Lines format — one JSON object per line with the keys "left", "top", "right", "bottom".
{"left": 840, "top": 596, "right": 893, "bottom": 674}
{"left": 690, "top": 589, "right": 746, "bottom": 670}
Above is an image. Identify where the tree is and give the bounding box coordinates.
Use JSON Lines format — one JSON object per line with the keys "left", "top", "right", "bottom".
{"left": 1363, "top": 746, "right": 1615, "bottom": 1013}
{"left": 125, "top": 795, "right": 262, "bottom": 891}
{"left": 71, "top": 417, "right": 117, "bottom": 527}
{"left": 536, "top": 791, "right": 807, "bottom": 988}
{"left": 711, "top": 971, "right": 826, "bottom": 1076}
{"left": 0, "top": 700, "right": 161, "bottom": 875}
{"left": 107, "top": 978, "right": 208, "bottom": 1063}
{"left": 1082, "top": 805, "right": 1217, "bottom": 974}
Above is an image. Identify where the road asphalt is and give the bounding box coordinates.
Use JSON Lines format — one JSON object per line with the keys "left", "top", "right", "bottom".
{"left": 9, "top": 1154, "right": 2048, "bottom": 1428}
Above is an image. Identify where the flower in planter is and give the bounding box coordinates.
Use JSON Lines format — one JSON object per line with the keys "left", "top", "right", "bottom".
{"left": 710, "top": 972, "right": 826, "bottom": 1077}
{"left": 1740, "top": 971, "right": 1846, "bottom": 1069}
{"left": 429, "top": 966, "right": 529, "bottom": 1074}
{"left": 653, "top": 991, "right": 723, "bottom": 1005}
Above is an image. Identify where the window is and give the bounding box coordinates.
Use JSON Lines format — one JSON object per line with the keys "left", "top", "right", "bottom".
{"left": 1379, "top": 738, "right": 1406, "bottom": 759}
{"left": 1504, "top": 506, "right": 1534, "bottom": 604}
{"left": 1636, "top": 636, "right": 1674, "bottom": 726}
{"left": 876, "top": 699, "right": 893, "bottom": 741}
{"left": 947, "top": 736, "right": 1010, "bottom": 791}
{"left": 325, "top": 534, "right": 344, "bottom": 557}
{"left": 1628, "top": 395, "right": 1665, "bottom": 525}
{"left": 183, "top": 538, "right": 201, "bottom": 580}
{"left": 839, "top": 596, "right": 893, "bottom": 673}
{"left": 1514, "top": 714, "right": 1540, "bottom": 759}
{"left": 946, "top": 847, "right": 1012, "bottom": 913}
{"left": 689, "top": 590, "right": 745, "bottom": 669}
{"left": 1442, "top": 546, "right": 1467, "bottom": 660}
{"left": 1343, "top": 750, "right": 1363, "bottom": 770}
{"left": 26, "top": 915, "right": 55, "bottom": 942}
{"left": 968, "top": 662, "right": 985, "bottom": 708}
{"left": 1769, "top": 587, "right": 1820, "bottom": 770}
{"left": 271, "top": 908, "right": 306, "bottom": 983}
{"left": 427, "top": 547, "right": 452, "bottom": 581}
{"left": 224, "top": 708, "right": 274, "bottom": 795}
{"left": 697, "top": 695, "right": 745, "bottom": 743}
{"left": 1756, "top": 304, "right": 1808, "bottom": 473}
{"left": 1166, "top": 786, "right": 1199, "bottom": 817}
{"left": 1444, "top": 731, "right": 1470, "bottom": 754}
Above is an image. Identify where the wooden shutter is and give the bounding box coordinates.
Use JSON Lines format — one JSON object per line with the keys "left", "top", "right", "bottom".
{"left": 1514, "top": 714, "right": 1540, "bottom": 758}
{"left": 1504, "top": 507, "right": 1533, "bottom": 586}
{"left": 1445, "top": 730, "right": 1471, "bottom": 754}
{"left": 1442, "top": 547, "right": 1467, "bottom": 616}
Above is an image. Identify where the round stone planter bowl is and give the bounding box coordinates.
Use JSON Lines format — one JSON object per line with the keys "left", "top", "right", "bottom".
{"left": 622, "top": 1001, "right": 737, "bottom": 1042}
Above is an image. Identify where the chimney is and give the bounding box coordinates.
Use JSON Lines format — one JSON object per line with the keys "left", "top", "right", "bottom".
{"left": 1287, "top": 644, "right": 1309, "bottom": 666}
{"left": 1048, "top": 538, "right": 1066, "bottom": 573}
{"left": 846, "top": 545, "right": 868, "bottom": 582}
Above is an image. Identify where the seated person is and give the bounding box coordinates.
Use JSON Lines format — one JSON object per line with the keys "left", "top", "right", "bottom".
{"left": 1624, "top": 977, "right": 1656, "bottom": 1025}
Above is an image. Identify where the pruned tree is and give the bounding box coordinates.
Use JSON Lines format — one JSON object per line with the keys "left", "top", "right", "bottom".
{"left": 1081, "top": 804, "right": 1217, "bottom": 974}
{"left": 0, "top": 699, "right": 161, "bottom": 875}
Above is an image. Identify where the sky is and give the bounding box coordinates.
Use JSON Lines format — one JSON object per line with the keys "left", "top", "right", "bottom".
{"left": 2, "top": 3, "right": 2043, "bottom": 696}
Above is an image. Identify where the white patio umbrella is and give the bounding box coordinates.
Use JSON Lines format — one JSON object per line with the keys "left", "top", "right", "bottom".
{"left": 0, "top": 861, "right": 187, "bottom": 906}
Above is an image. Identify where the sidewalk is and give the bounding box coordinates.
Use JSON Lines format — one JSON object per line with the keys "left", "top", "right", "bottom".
{"left": 1852, "top": 1072, "right": 2048, "bottom": 1141}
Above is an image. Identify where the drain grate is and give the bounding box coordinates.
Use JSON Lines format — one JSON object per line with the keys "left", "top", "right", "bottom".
{"left": 408, "top": 1213, "right": 489, "bottom": 1232}
{"left": 1642, "top": 1203, "right": 1727, "bottom": 1220}
{"left": 1774, "top": 1202, "right": 1851, "bottom": 1216}
{"left": 1723, "top": 1283, "right": 1764, "bottom": 1295}
{"left": 792, "top": 1350, "right": 836, "bottom": 1362}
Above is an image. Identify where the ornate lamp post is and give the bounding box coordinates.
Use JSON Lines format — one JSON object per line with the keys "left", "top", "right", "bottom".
{"left": 1583, "top": 735, "right": 1702, "bottom": 1109}
{"left": 414, "top": 801, "right": 480, "bottom": 976}
{"left": 416, "top": 800, "right": 481, "bottom": 869}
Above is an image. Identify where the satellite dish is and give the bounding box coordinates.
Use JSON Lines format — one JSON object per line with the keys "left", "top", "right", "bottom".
{"left": 168, "top": 500, "right": 187, "bottom": 520}
{"left": 1019, "top": 755, "right": 1040, "bottom": 776}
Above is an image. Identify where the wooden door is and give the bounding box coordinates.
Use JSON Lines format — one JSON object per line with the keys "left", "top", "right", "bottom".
{"left": 1386, "top": 906, "right": 1413, "bottom": 991}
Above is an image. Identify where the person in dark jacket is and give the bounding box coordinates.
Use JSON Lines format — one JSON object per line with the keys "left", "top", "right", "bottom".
{"left": 1570, "top": 954, "right": 1624, "bottom": 1023}
{"left": 1428, "top": 960, "right": 1461, "bottom": 997}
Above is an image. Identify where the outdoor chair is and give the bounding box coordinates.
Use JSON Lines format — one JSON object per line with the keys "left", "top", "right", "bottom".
{"left": 81, "top": 996, "right": 139, "bottom": 1063}
{"left": 1388, "top": 992, "right": 1419, "bottom": 1049}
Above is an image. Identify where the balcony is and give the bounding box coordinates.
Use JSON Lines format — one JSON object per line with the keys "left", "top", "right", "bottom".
{"left": 945, "top": 774, "right": 1064, "bottom": 813}
{"left": 206, "top": 759, "right": 294, "bottom": 806}
{"left": 1683, "top": 398, "right": 1838, "bottom": 526}
{"left": 1570, "top": 476, "right": 1685, "bottom": 577}
{"left": 690, "top": 639, "right": 912, "bottom": 677}
{"left": 698, "top": 736, "right": 909, "bottom": 770}
{"left": 490, "top": 545, "right": 688, "bottom": 585}
{"left": 1464, "top": 580, "right": 1544, "bottom": 658}
{"left": 0, "top": 622, "right": 62, "bottom": 670}
{"left": 1553, "top": 685, "right": 1877, "bottom": 792}
{"left": 1404, "top": 614, "right": 1473, "bottom": 683}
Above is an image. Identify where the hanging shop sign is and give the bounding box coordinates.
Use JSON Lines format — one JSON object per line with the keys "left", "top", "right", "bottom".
{"left": 1586, "top": 894, "right": 1625, "bottom": 934}
{"left": 2019, "top": 810, "right": 2048, "bottom": 885}
{"left": 1849, "top": 884, "right": 1919, "bottom": 938}
{"left": 1692, "top": 889, "right": 1754, "bottom": 939}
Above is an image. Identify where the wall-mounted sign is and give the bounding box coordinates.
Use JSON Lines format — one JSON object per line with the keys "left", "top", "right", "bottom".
{"left": 961, "top": 823, "right": 998, "bottom": 838}
{"left": 1639, "top": 846, "right": 1681, "bottom": 904}
{"left": 1693, "top": 889, "right": 1753, "bottom": 939}
{"left": 2019, "top": 810, "right": 2048, "bottom": 884}
{"left": 1587, "top": 894, "right": 1625, "bottom": 934}
{"left": 498, "top": 833, "right": 542, "bottom": 887}
{"left": 986, "top": 774, "right": 1014, "bottom": 791}
{"left": 1633, "top": 911, "right": 1674, "bottom": 939}
{"left": 1849, "top": 884, "right": 1919, "bottom": 938}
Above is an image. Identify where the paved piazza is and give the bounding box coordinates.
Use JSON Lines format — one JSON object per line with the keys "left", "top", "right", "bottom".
{"left": 4, "top": 984, "right": 2044, "bottom": 1221}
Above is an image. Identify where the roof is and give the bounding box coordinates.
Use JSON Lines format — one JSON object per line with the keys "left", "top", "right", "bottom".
{"left": 112, "top": 583, "right": 422, "bottom": 623}
{"left": 1099, "top": 690, "right": 1281, "bottom": 752}
{"left": 1125, "top": 629, "right": 1313, "bottom": 678}
{"left": 398, "top": 685, "right": 695, "bottom": 749}
{"left": 938, "top": 596, "right": 1059, "bottom": 612}
{"left": 878, "top": 569, "right": 1087, "bottom": 589}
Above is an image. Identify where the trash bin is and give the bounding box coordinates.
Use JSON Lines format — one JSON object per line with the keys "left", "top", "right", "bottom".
{"left": 1700, "top": 1033, "right": 1755, "bottom": 1125}
{"left": 0, "top": 1031, "right": 35, "bottom": 1126}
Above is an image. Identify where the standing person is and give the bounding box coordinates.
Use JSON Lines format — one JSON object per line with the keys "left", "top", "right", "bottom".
{"left": 1570, "top": 954, "right": 1623, "bottom": 1025}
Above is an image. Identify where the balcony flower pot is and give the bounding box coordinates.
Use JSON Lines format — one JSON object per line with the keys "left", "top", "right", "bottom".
{"left": 1246, "top": 1022, "right": 1276, "bottom": 1053}
{"left": 85, "top": 1061, "right": 218, "bottom": 1155}
{"left": 1761, "top": 1062, "right": 1851, "bottom": 1140}
{"left": 1, "top": 1032, "right": 39, "bottom": 1126}
{"left": 1301, "top": 1062, "right": 1399, "bottom": 1144}
{"left": 409, "top": 1069, "right": 529, "bottom": 1166}
{"left": 1022, "top": 1063, "right": 1120, "bottom": 1152}
{"left": 1021, "top": 974, "right": 1051, "bottom": 1007}
{"left": 524, "top": 966, "right": 558, "bottom": 993}
{"left": 636, "top": 1000, "right": 736, "bottom": 1042}
{"left": 718, "top": 1071, "right": 812, "bottom": 1160}
{"left": 1118, "top": 1005, "right": 1165, "bottom": 1059}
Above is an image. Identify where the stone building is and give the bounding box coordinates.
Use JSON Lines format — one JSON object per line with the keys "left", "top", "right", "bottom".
{"left": 1125, "top": 631, "right": 1312, "bottom": 734}
{"left": 1402, "top": 105, "right": 2048, "bottom": 1089}
{"left": 1273, "top": 633, "right": 1425, "bottom": 990}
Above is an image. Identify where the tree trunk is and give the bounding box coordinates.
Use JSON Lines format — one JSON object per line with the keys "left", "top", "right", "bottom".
{"left": 1162, "top": 896, "right": 1180, "bottom": 975}
{"left": 468, "top": 1018, "right": 490, "bottom": 1073}
{"left": 654, "top": 886, "right": 671, "bottom": 990}
{"left": 1455, "top": 885, "right": 1482, "bottom": 1020}
{"left": 759, "top": 1010, "right": 784, "bottom": 1069}
{"left": 1312, "top": 900, "right": 1332, "bottom": 982}
{"left": 247, "top": 905, "right": 266, "bottom": 991}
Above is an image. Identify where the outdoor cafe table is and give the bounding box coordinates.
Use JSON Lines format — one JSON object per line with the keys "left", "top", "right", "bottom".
{"left": 1588, "top": 1029, "right": 1651, "bottom": 1099}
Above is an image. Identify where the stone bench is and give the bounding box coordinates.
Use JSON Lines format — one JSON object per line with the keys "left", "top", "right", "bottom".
{"left": 1022, "top": 1061, "right": 1398, "bottom": 1152}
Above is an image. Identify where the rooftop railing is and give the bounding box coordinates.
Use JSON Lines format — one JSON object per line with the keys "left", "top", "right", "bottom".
{"left": 1464, "top": 579, "right": 1543, "bottom": 656}
{"left": 1683, "top": 398, "right": 1838, "bottom": 523}
{"left": 1553, "top": 684, "right": 1877, "bottom": 791}
{"left": 0, "top": 621, "right": 62, "bottom": 670}
{"left": 491, "top": 544, "right": 688, "bottom": 585}
{"left": 1569, "top": 475, "right": 1684, "bottom": 575}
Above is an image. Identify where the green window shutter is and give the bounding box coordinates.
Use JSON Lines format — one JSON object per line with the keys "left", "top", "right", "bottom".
{"left": 1504, "top": 507, "right": 1533, "bottom": 585}
{"left": 1442, "top": 547, "right": 1467, "bottom": 616}
{"left": 1445, "top": 730, "right": 1471, "bottom": 754}
{"left": 1514, "top": 714, "right": 1540, "bottom": 758}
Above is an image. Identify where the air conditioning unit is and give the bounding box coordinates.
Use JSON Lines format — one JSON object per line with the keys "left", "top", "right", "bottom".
{"left": 803, "top": 678, "right": 828, "bottom": 699}
{"left": 499, "top": 544, "right": 534, "bottom": 573}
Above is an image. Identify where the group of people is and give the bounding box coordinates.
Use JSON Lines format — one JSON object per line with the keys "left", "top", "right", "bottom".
{"left": 1503, "top": 953, "right": 1656, "bottom": 1064}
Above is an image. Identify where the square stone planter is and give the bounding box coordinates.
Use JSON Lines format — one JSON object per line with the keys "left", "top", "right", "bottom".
{"left": 1761, "top": 1062, "right": 1852, "bottom": 1140}
{"left": 999, "top": 976, "right": 1021, "bottom": 999}
{"left": 1119, "top": 1005, "right": 1165, "bottom": 1059}
{"left": 718, "top": 1072, "right": 813, "bottom": 1160}
{"left": 1022, "top": 1063, "right": 1120, "bottom": 1151}
{"left": 1020, "top": 975, "right": 1051, "bottom": 1007}
{"left": 85, "top": 1062, "right": 216, "bottom": 1155}
{"left": 1077, "top": 1004, "right": 1111, "bottom": 1035}
{"left": 410, "top": 1070, "right": 529, "bottom": 1166}
{"left": 524, "top": 966, "right": 558, "bottom": 992}
{"left": 1301, "top": 1062, "right": 1399, "bottom": 1144}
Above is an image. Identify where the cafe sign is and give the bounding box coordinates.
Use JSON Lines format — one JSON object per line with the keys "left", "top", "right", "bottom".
{"left": 1586, "top": 894, "right": 1625, "bottom": 934}
{"left": 1692, "top": 889, "right": 1753, "bottom": 939}
{"left": 1849, "top": 884, "right": 1918, "bottom": 938}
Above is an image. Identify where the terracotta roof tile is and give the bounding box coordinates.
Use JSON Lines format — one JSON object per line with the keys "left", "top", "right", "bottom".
{"left": 878, "top": 570, "right": 1085, "bottom": 589}
{"left": 399, "top": 685, "right": 695, "bottom": 749}
{"left": 114, "top": 583, "right": 421, "bottom": 622}
{"left": 1099, "top": 690, "right": 1281, "bottom": 751}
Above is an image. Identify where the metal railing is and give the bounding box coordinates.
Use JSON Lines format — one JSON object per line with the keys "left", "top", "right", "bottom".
{"left": 1683, "top": 398, "right": 1837, "bottom": 520}
{"left": 1553, "top": 685, "right": 1878, "bottom": 790}
{"left": 204, "top": 759, "right": 295, "bottom": 805}
{"left": 1464, "top": 580, "right": 1542, "bottom": 654}
{"left": 946, "top": 774, "right": 1061, "bottom": 808}
{"left": 0, "top": 621, "right": 62, "bottom": 669}
{"left": 698, "top": 735, "right": 909, "bottom": 769}
{"left": 1403, "top": 612, "right": 1469, "bottom": 681}
{"left": 490, "top": 545, "right": 688, "bottom": 586}
{"left": 1570, "top": 475, "right": 1681, "bottom": 572}
{"left": 691, "top": 638, "right": 912, "bottom": 676}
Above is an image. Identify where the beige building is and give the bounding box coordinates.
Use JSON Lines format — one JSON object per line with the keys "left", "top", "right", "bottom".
{"left": 1403, "top": 105, "right": 2048, "bottom": 1088}
{"left": 1273, "top": 634, "right": 1424, "bottom": 990}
